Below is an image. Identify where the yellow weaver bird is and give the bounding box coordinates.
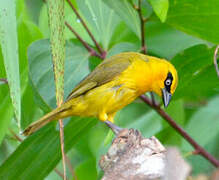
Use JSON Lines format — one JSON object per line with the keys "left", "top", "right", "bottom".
{"left": 23, "top": 52, "right": 178, "bottom": 136}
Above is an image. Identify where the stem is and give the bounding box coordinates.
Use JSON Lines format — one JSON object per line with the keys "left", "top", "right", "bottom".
{"left": 54, "top": 168, "right": 67, "bottom": 180}
{"left": 137, "top": 0, "right": 146, "bottom": 54}
{"left": 65, "top": 155, "right": 78, "bottom": 180}
{"left": 136, "top": 1, "right": 157, "bottom": 105}
{"left": 66, "top": 0, "right": 106, "bottom": 58}
{"left": 9, "top": 128, "right": 22, "bottom": 142}
{"left": 213, "top": 45, "right": 219, "bottom": 78}
{"left": 140, "top": 95, "right": 219, "bottom": 167}
{"left": 65, "top": 21, "right": 102, "bottom": 59}
{"left": 59, "top": 120, "right": 66, "bottom": 180}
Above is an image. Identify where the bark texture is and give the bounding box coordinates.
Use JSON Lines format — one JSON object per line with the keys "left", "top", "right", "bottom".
{"left": 99, "top": 129, "right": 166, "bottom": 180}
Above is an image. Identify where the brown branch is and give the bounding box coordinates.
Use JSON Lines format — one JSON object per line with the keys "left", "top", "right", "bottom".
{"left": 0, "top": 78, "right": 8, "bottom": 84}
{"left": 65, "top": 21, "right": 102, "bottom": 59}
{"left": 213, "top": 45, "right": 219, "bottom": 78}
{"left": 140, "top": 95, "right": 219, "bottom": 167}
{"left": 66, "top": 0, "right": 106, "bottom": 58}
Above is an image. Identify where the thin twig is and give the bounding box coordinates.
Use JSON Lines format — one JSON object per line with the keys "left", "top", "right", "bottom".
{"left": 137, "top": 0, "right": 146, "bottom": 54}
{"left": 0, "top": 78, "right": 8, "bottom": 84}
{"left": 140, "top": 95, "right": 219, "bottom": 167}
{"left": 54, "top": 168, "right": 68, "bottom": 180}
{"left": 65, "top": 155, "right": 78, "bottom": 180}
{"left": 213, "top": 45, "right": 219, "bottom": 78}
{"left": 59, "top": 120, "right": 66, "bottom": 180}
{"left": 65, "top": 21, "right": 102, "bottom": 59}
{"left": 66, "top": 0, "right": 106, "bottom": 58}
{"left": 9, "top": 128, "right": 22, "bottom": 142}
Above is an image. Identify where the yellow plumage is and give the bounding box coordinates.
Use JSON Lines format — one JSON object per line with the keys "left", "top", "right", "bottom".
{"left": 23, "top": 52, "right": 178, "bottom": 136}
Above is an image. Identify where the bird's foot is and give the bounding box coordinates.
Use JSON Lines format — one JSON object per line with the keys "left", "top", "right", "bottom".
{"left": 104, "top": 120, "right": 123, "bottom": 135}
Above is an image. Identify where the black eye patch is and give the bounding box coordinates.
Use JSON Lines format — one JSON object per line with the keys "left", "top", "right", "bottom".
{"left": 164, "top": 72, "right": 173, "bottom": 93}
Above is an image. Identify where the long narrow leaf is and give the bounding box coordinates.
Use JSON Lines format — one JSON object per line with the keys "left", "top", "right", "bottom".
{"left": 47, "top": 0, "right": 65, "bottom": 105}
{"left": 0, "top": 0, "right": 21, "bottom": 128}
{"left": 47, "top": 0, "right": 66, "bottom": 178}
{"left": 0, "top": 117, "right": 97, "bottom": 179}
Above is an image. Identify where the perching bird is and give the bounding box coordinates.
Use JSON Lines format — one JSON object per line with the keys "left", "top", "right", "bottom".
{"left": 23, "top": 52, "right": 178, "bottom": 136}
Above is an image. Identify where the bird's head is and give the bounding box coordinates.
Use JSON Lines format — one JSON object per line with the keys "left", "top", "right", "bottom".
{"left": 151, "top": 59, "right": 178, "bottom": 107}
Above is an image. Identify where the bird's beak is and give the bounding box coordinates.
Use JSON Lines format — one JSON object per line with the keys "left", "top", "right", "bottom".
{"left": 162, "top": 88, "right": 172, "bottom": 107}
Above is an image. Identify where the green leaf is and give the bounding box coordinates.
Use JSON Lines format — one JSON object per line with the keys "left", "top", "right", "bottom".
{"left": 75, "top": 158, "right": 97, "bottom": 180}
{"left": 0, "top": 52, "right": 14, "bottom": 143}
{"left": 0, "top": 117, "right": 97, "bottom": 179}
{"left": 16, "top": 0, "right": 29, "bottom": 21}
{"left": 116, "top": 102, "right": 162, "bottom": 137}
{"left": 146, "top": 22, "right": 206, "bottom": 59}
{"left": 107, "top": 42, "right": 139, "bottom": 57}
{"left": 76, "top": 0, "right": 120, "bottom": 49}
{"left": 39, "top": 2, "right": 94, "bottom": 45}
{"left": 158, "top": 99, "right": 185, "bottom": 146}
{"left": 0, "top": 0, "right": 21, "bottom": 128}
{"left": 0, "top": 39, "right": 97, "bottom": 179}
{"left": 171, "top": 45, "right": 219, "bottom": 100}
{"left": 166, "top": 99, "right": 185, "bottom": 127}
{"left": 182, "top": 96, "right": 219, "bottom": 151}
{"left": 28, "top": 39, "right": 90, "bottom": 109}
{"left": 17, "top": 20, "right": 43, "bottom": 129}
{"left": 109, "top": 22, "right": 139, "bottom": 47}
{"left": 0, "top": 89, "right": 13, "bottom": 143}
{"left": 21, "top": 0, "right": 43, "bottom": 23}
{"left": 38, "top": 4, "right": 50, "bottom": 38}
{"left": 65, "top": 2, "right": 94, "bottom": 45}
{"left": 103, "top": 0, "right": 140, "bottom": 37}
{"left": 167, "top": 0, "right": 219, "bottom": 44}
{"left": 17, "top": 20, "right": 43, "bottom": 74}
{"left": 21, "top": 84, "right": 44, "bottom": 130}
{"left": 148, "top": 0, "right": 169, "bottom": 22}
{"left": 16, "top": 0, "right": 43, "bottom": 93}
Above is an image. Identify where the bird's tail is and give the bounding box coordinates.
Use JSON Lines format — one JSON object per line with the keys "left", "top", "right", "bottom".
{"left": 22, "top": 105, "right": 71, "bottom": 136}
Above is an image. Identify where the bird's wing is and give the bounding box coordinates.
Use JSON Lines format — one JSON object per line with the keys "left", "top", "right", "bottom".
{"left": 66, "top": 53, "right": 132, "bottom": 101}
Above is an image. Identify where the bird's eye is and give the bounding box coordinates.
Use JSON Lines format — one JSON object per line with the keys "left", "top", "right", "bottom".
{"left": 165, "top": 79, "right": 172, "bottom": 86}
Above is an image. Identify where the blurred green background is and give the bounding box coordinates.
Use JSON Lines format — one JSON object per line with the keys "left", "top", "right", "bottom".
{"left": 0, "top": 0, "right": 219, "bottom": 179}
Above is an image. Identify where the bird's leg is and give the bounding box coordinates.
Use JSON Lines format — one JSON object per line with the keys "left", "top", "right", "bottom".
{"left": 150, "top": 92, "right": 156, "bottom": 106}
{"left": 104, "top": 120, "right": 123, "bottom": 135}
